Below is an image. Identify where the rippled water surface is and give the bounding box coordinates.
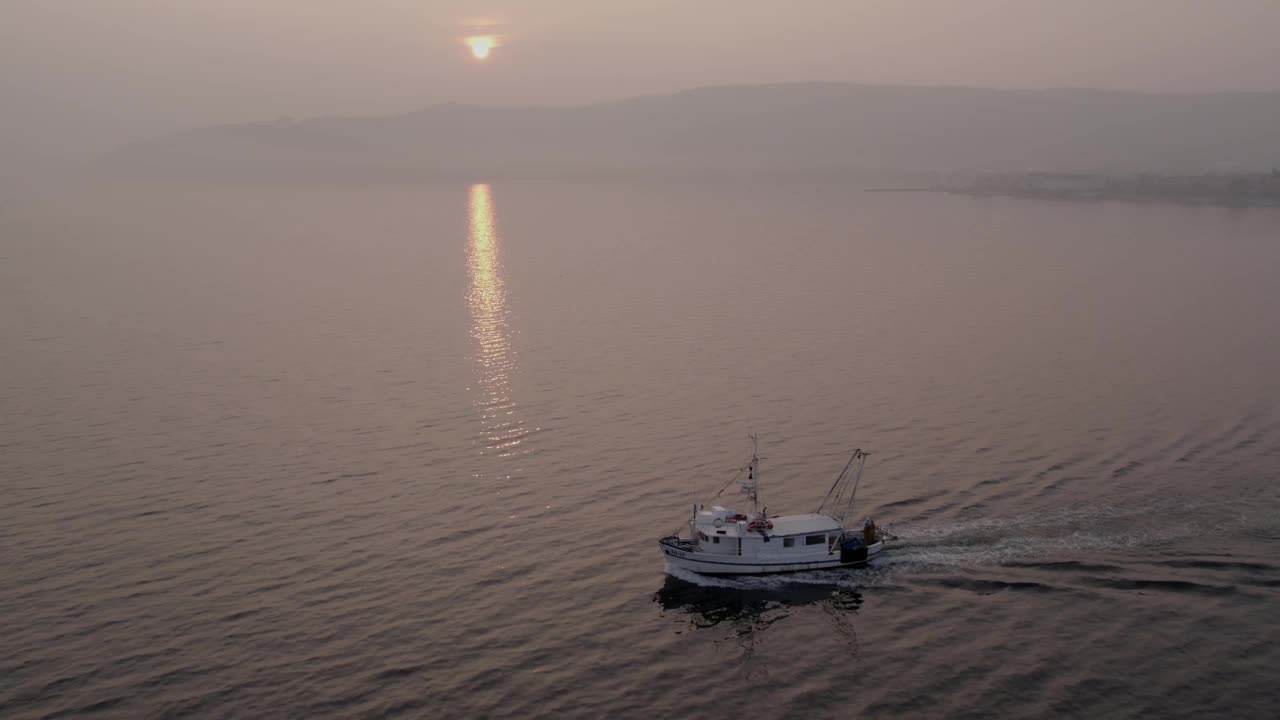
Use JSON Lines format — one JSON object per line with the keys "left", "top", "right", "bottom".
{"left": 3, "top": 181, "right": 1279, "bottom": 718}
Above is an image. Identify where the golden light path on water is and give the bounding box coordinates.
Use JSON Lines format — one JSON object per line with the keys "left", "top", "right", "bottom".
{"left": 466, "top": 184, "right": 530, "bottom": 459}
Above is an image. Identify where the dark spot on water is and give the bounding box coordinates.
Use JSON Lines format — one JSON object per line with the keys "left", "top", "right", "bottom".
{"left": 220, "top": 607, "right": 267, "bottom": 622}
{"left": 1232, "top": 430, "right": 1264, "bottom": 450}
{"left": 1112, "top": 461, "right": 1142, "bottom": 478}
{"left": 1081, "top": 577, "right": 1238, "bottom": 596}
{"left": 880, "top": 493, "right": 944, "bottom": 510}
{"left": 374, "top": 664, "right": 425, "bottom": 680}
{"left": 1156, "top": 558, "right": 1277, "bottom": 573}
{"left": 926, "top": 577, "right": 1060, "bottom": 595}
{"left": 1005, "top": 560, "right": 1122, "bottom": 573}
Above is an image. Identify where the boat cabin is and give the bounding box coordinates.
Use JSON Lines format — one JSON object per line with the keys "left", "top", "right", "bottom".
{"left": 689, "top": 506, "right": 846, "bottom": 560}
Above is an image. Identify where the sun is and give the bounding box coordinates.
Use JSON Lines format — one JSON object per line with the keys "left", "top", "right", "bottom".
{"left": 466, "top": 35, "right": 497, "bottom": 60}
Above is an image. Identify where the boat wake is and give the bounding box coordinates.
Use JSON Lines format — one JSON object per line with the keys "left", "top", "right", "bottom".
{"left": 881, "top": 493, "right": 1263, "bottom": 570}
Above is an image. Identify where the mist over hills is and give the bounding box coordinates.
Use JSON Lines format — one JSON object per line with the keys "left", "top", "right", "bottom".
{"left": 104, "top": 83, "right": 1280, "bottom": 181}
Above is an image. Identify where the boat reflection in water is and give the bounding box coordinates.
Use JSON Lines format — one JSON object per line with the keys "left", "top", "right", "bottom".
{"left": 466, "top": 183, "right": 532, "bottom": 458}
{"left": 653, "top": 573, "right": 863, "bottom": 657}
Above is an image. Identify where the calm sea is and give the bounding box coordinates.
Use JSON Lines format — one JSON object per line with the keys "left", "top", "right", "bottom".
{"left": 2, "top": 180, "right": 1278, "bottom": 718}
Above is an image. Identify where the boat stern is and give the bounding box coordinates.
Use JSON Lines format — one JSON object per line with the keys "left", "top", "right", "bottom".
{"left": 658, "top": 535, "right": 699, "bottom": 570}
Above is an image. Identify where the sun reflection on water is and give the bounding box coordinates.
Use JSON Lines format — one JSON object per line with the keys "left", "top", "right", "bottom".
{"left": 466, "top": 184, "right": 530, "bottom": 457}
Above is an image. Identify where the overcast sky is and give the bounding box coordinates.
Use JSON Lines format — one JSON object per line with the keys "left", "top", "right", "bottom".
{"left": 4, "top": 0, "right": 1280, "bottom": 162}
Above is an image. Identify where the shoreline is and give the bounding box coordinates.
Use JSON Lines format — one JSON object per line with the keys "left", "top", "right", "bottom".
{"left": 936, "top": 188, "right": 1280, "bottom": 209}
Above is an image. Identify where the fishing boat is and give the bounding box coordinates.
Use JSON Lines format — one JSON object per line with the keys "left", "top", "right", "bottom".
{"left": 658, "top": 435, "right": 891, "bottom": 576}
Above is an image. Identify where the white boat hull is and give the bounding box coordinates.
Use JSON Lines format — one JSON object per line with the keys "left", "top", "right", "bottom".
{"left": 659, "top": 538, "right": 885, "bottom": 576}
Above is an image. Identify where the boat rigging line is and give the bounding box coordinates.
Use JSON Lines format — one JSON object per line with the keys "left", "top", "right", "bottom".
{"left": 815, "top": 448, "right": 869, "bottom": 525}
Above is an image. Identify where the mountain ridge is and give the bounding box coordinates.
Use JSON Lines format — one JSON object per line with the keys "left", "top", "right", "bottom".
{"left": 104, "top": 83, "right": 1280, "bottom": 181}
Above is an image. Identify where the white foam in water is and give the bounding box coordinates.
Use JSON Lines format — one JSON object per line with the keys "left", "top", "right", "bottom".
{"left": 879, "top": 497, "right": 1227, "bottom": 570}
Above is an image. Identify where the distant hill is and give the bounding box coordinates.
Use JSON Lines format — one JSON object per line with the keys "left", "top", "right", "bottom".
{"left": 103, "top": 83, "right": 1280, "bottom": 181}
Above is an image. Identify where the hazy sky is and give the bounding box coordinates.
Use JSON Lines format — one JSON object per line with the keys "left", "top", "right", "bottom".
{"left": 4, "top": 0, "right": 1280, "bottom": 162}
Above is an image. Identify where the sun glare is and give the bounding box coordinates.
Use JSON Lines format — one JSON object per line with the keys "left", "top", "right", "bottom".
{"left": 467, "top": 35, "right": 497, "bottom": 60}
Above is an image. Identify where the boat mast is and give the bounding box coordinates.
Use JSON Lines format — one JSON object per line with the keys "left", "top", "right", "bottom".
{"left": 741, "top": 433, "right": 761, "bottom": 514}
{"left": 750, "top": 433, "right": 760, "bottom": 513}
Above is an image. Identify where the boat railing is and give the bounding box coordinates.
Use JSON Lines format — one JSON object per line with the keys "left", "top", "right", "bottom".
{"left": 659, "top": 535, "right": 699, "bottom": 551}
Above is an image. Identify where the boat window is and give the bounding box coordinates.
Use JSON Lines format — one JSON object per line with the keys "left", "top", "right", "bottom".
{"left": 805, "top": 534, "right": 826, "bottom": 546}
{"left": 712, "top": 537, "right": 720, "bottom": 544}
{"left": 783, "top": 537, "right": 795, "bottom": 548}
